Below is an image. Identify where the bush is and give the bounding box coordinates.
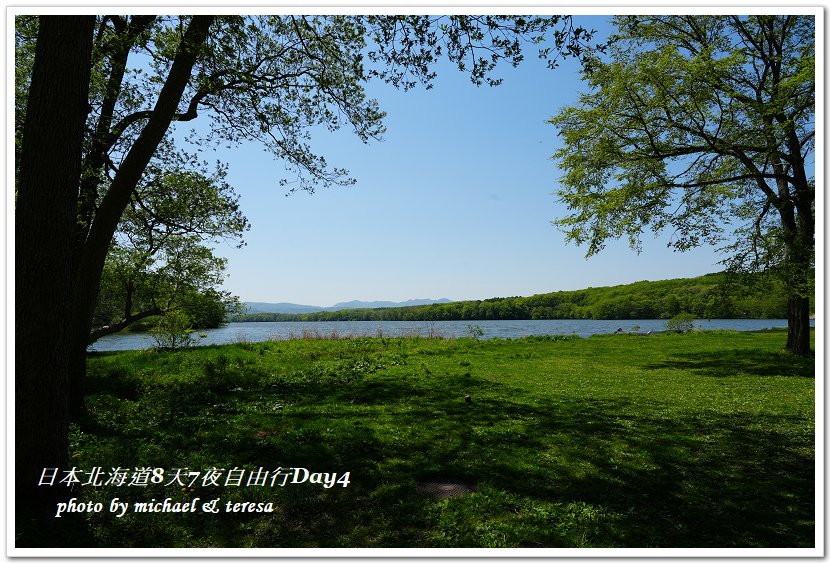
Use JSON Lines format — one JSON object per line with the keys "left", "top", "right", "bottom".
{"left": 665, "top": 312, "right": 697, "bottom": 333}
{"left": 466, "top": 324, "right": 485, "bottom": 339}
{"left": 151, "top": 310, "right": 195, "bottom": 350}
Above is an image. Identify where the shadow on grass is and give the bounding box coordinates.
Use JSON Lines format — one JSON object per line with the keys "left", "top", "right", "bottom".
{"left": 469, "top": 400, "right": 812, "bottom": 548}
{"left": 50, "top": 350, "right": 815, "bottom": 549}
{"left": 646, "top": 348, "right": 815, "bottom": 378}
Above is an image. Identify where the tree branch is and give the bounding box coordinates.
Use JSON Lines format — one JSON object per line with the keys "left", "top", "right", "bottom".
{"left": 88, "top": 306, "right": 162, "bottom": 343}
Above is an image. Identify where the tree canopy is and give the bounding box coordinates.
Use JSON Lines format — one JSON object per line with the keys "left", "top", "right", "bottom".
{"left": 550, "top": 15, "right": 815, "bottom": 353}
{"left": 90, "top": 164, "right": 248, "bottom": 341}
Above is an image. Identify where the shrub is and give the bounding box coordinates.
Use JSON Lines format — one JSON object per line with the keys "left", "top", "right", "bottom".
{"left": 466, "top": 324, "right": 485, "bottom": 339}
{"left": 665, "top": 312, "right": 697, "bottom": 333}
{"left": 151, "top": 310, "right": 195, "bottom": 350}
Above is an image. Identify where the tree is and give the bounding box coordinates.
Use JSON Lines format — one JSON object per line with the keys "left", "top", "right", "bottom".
{"left": 92, "top": 238, "right": 239, "bottom": 338}
{"left": 15, "top": 15, "right": 595, "bottom": 532}
{"left": 550, "top": 15, "right": 814, "bottom": 354}
{"left": 15, "top": 14, "right": 94, "bottom": 518}
{"left": 89, "top": 166, "right": 247, "bottom": 344}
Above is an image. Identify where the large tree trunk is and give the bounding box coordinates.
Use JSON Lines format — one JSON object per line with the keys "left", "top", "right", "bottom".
{"left": 786, "top": 200, "right": 815, "bottom": 355}
{"left": 786, "top": 295, "right": 811, "bottom": 355}
{"left": 15, "top": 15, "right": 94, "bottom": 541}
{"left": 781, "top": 193, "right": 814, "bottom": 356}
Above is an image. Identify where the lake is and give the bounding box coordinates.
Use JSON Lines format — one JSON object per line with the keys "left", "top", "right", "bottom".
{"left": 87, "top": 318, "right": 808, "bottom": 352}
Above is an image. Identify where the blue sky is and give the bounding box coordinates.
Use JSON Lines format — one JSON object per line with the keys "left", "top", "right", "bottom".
{"left": 205, "top": 15, "right": 729, "bottom": 306}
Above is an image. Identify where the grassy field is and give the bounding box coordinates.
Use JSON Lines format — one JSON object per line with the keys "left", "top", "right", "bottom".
{"left": 37, "top": 329, "right": 814, "bottom": 548}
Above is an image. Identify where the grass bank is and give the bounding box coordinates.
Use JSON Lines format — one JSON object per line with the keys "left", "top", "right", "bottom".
{"left": 35, "top": 330, "right": 815, "bottom": 548}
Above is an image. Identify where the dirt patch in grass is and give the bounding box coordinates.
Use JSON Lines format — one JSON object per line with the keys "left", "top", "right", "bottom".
{"left": 416, "top": 478, "right": 477, "bottom": 499}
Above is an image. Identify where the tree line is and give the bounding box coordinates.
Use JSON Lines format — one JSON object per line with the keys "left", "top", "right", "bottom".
{"left": 233, "top": 273, "right": 799, "bottom": 323}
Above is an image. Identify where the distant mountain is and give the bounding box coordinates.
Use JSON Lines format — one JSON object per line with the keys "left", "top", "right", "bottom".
{"left": 243, "top": 302, "right": 324, "bottom": 314}
{"left": 330, "top": 298, "right": 453, "bottom": 310}
{"left": 243, "top": 298, "right": 453, "bottom": 315}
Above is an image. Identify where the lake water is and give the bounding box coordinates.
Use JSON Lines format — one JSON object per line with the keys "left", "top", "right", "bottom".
{"left": 87, "top": 318, "right": 808, "bottom": 352}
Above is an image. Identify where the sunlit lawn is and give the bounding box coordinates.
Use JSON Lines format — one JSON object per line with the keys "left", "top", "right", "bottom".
{"left": 34, "top": 329, "right": 814, "bottom": 548}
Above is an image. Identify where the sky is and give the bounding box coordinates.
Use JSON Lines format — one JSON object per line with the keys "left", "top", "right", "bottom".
{"left": 194, "top": 15, "right": 743, "bottom": 306}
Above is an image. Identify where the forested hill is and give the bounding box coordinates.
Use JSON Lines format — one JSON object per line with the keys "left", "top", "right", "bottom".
{"left": 232, "top": 273, "right": 798, "bottom": 323}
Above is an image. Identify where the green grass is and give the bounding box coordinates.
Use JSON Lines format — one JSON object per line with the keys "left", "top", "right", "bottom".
{"left": 32, "top": 330, "right": 815, "bottom": 548}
